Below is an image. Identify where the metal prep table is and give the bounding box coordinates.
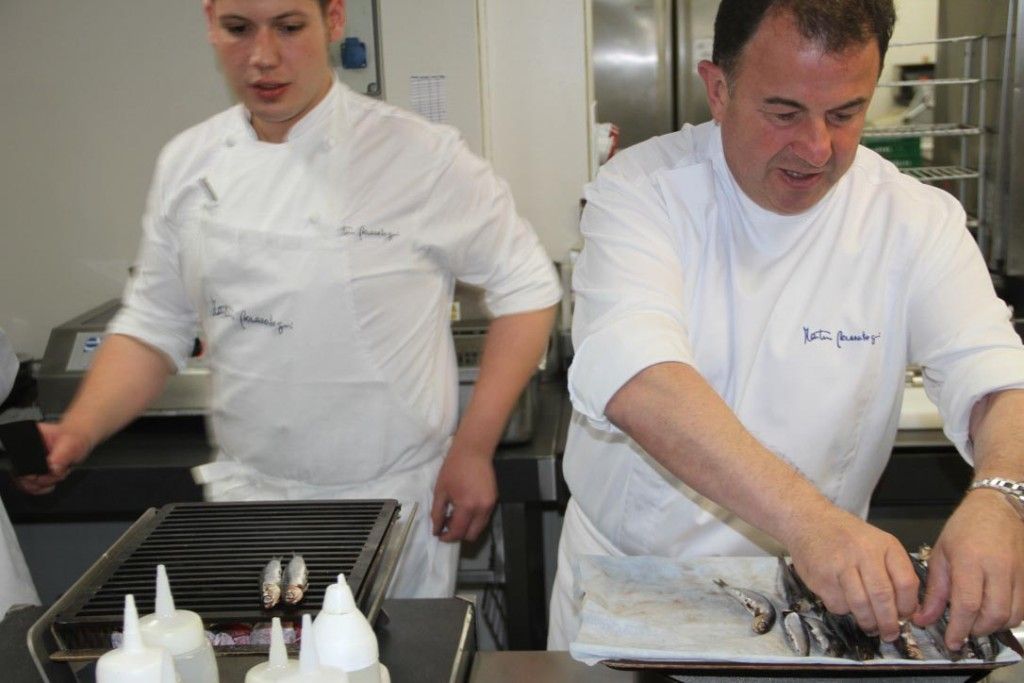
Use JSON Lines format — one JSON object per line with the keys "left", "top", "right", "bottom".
{"left": 469, "top": 651, "right": 1024, "bottom": 683}
{"left": 1, "top": 598, "right": 474, "bottom": 683}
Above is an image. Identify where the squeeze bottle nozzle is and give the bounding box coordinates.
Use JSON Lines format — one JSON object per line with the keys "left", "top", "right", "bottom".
{"left": 244, "top": 618, "right": 299, "bottom": 683}
{"left": 96, "top": 594, "right": 179, "bottom": 683}
{"left": 139, "top": 565, "right": 218, "bottom": 683}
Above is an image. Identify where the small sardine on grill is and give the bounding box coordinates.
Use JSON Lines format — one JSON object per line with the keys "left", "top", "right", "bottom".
{"left": 712, "top": 578, "right": 777, "bottom": 634}
{"left": 261, "top": 557, "right": 283, "bottom": 609}
{"left": 284, "top": 554, "right": 309, "bottom": 605}
{"left": 782, "top": 611, "right": 810, "bottom": 656}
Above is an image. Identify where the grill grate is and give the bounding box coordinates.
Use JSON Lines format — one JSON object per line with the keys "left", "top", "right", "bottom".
{"left": 51, "top": 500, "right": 399, "bottom": 652}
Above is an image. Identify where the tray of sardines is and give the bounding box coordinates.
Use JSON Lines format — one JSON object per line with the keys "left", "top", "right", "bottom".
{"left": 569, "top": 553, "right": 1022, "bottom": 675}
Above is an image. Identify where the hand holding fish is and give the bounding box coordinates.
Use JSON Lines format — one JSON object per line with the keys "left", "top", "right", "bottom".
{"left": 783, "top": 504, "right": 919, "bottom": 644}
{"left": 913, "top": 487, "right": 1024, "bottom": 652}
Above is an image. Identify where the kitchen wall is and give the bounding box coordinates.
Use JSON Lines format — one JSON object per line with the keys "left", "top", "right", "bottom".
{"left": 0, "top": 0, "right": 590, "bottom": 359}
{"left": 0, "top": 2, "right": 231, "bottom": 358}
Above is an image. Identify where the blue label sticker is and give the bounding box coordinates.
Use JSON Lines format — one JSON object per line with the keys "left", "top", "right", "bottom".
{"left": 83, "top": 336, "right": 102, "bottom": 352}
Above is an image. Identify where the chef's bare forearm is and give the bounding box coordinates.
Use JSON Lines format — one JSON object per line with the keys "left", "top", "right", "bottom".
{"left": 449, "top": 305, "right": 556, "bottom": 458}
{"left": 58, "top": 334, "right": 174, "bottom": 451}
{"left": 968, "top": 388, "right": 1024, "bottom": 480}
{"left": 605, "top": 361, "right": 835, "bottom": 548}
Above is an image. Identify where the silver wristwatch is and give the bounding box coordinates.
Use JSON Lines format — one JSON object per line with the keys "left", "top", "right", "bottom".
{"left": 969, "top": 477, "right": 1024, "bottom": 508}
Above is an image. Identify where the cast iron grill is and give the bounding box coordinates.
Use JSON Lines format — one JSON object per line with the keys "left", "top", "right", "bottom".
{"left": 50, "top": 500, "right": 399, "bottom": 652}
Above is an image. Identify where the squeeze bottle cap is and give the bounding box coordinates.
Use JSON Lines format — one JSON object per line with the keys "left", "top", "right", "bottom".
{"left": 97, "top": 594, "right": 178, "bottom": 683}
{"left": 314, "top": 574, "right": 378, "bottom": 671}
{"left": 321, "top": 574, "right": 356, "bottom": 614}
{"left": 244, "top": 618, "right": 299, "bottom": 683}
{"left": 139, "top": 564, "right": 207, "bottom": 653}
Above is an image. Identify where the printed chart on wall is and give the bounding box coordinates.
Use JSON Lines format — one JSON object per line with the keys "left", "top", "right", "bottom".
{"left": 410, "top": 75, "right": 448, "bottom": 124}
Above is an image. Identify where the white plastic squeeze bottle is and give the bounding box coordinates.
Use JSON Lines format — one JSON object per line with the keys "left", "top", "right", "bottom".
{"left": 139, "top": 565, "right": 218, "bottom": 683}
{"left": 97, "top": 594, "right": 180, "bottom": 683}
{"left": 245, "top": 617, "right": 300, "bottom": 683}
{"left": 280, "top": 614, "right": 349, "bottom": 683}
{"left": 313, "top": 574, "right": 388, "bottom": 683}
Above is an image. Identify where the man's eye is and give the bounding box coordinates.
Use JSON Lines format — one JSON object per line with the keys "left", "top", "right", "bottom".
{"left": 773, "top": 112, "right": 798, "bottom": 123}
{"left": 278, "top": 22, "right": 306, "bottom": 34}
{"left": 829, "top": 112, "right": 855, "bottom": 125}
{"left": 223, "top": 23, "right": 250, "bottom": 36}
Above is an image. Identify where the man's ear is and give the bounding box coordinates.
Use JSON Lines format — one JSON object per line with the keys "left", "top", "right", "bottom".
{"left": 203, "top": 0, "right": 217, "bottom": 45}
{"left": 697, "top": 60, "right": 730, "bottom": 123}
{"left": 326, "top": 0, "right": 346, "bottom": 43}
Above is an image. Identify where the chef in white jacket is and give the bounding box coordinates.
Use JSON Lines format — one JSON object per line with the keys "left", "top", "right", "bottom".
{"left": 19, "top": 0, "right": 560, "bottom": 599}
{"left": 0, "top": 328, "right": 41, "bottom": 616}
{"left": 549, "top": 0, "right": 1024, "bottom": 653}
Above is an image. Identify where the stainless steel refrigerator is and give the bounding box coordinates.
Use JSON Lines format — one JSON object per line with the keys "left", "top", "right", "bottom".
{"left": 591, "top": 0, "right": 720, "bottom": 150}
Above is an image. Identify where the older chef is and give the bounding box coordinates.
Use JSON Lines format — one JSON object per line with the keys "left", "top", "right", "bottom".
{"left": 549, "top": 0, "right": 1024, "bottom": 653}
{"left": 19, "top": 0, "right": 560, "bottom": 599}
{"left": 0, "top": 328, "right": 41, "bottom": 616}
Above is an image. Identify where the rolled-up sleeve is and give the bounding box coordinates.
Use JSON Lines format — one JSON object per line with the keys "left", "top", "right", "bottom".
{"left": 908, "top": 199, "right": 1024, "bottom": 460}
{"left": 107, "top": 152, "right": 199, "bottom": 371}
{"left": 568, "top": 165, "right": 695, "bottom": 430}
{"left": 417, "top": 138, "right": 562, "bottom": 317}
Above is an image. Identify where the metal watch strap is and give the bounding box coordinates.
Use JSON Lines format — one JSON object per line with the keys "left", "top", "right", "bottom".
{"left": 969, "top": 477, "right": 1024, "bottom": 507}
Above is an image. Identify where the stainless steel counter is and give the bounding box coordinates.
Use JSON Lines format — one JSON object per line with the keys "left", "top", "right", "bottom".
{"left": 470, "top": 651, "right": 1024, "bottom": 683}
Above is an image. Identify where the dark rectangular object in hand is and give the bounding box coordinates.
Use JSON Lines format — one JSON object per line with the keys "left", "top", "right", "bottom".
{"left": 0, "top": 420, "right": 49, "bottom": 475}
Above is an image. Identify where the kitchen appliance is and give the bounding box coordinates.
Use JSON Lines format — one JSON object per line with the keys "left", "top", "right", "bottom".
{"left": 591, "top": 0, "right": 719, "bottom": 150}
{"left": 36, "top": 300, "right": 209, "bottom": 419}
{"left": 29, "top": 500, "right": 407, "bottom": 670}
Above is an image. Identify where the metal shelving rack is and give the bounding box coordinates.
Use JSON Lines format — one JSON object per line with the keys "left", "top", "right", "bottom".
{"left": 861, "top": 34, "right": 993, "bottom": 243}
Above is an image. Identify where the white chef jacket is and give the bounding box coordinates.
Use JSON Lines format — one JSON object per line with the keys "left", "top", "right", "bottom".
{"left": 564, "top": 120, "right": 1024, "bottom": 560}
{"left": 0, "top": 328, "right": 41, "bottom": 617}
{"left": 107, "top": 81, "right": 561, "bottom": 596}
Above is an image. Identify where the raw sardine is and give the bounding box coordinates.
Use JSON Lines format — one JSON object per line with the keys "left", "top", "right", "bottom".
{"left": 802, "top": 614, "right": 844, "bottom": 657}
{"left": 894, "top": 621, "right": 924, "bottom": 660}
{"left": 284, "top": 554, "right": 309, "bottom": 605}
{"left": 261, "top": 557, "right": 283, "bottom": 609}
{"left": 712, "top": 578, "right": 777, "bottom": 634}
{"left": 782, "top": 611, "right": 810, "bottom": 656}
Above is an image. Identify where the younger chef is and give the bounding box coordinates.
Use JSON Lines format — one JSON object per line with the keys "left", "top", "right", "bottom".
{"left": 20, "top": 0, "right": 561, "bottom": 599}
{"left": 550, "top": 0, "right": 1024, "bottom": 653}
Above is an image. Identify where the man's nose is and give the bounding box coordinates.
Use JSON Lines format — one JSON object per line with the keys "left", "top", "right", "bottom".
{"left": 250, "top": 27, "right": 281, "bottom": 69}
{"left": 792, "top": 117, "right": 832, "bottom": 168}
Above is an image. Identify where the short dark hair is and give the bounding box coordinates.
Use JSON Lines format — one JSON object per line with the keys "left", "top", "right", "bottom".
{"left": 712, "top": 0, "right": 896, "bottom": 81}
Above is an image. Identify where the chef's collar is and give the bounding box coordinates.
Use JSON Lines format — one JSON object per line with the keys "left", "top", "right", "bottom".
{"left": 233, "top": 77, "right": 347, "bottom": 147}
{"left": 708, "top": 123, "right": 835, "bottom": 230}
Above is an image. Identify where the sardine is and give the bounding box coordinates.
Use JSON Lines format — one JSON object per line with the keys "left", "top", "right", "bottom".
{"left": 261, "top": 557, "right": 283, "bottom": 609}
{"left": 284, "top": 554, "right": 309, "bottom": 605}
{"left": 822, "top": 611, "right": 879, "bottom": 661}
{"left": 974, "top": 634, "right": 999, "bottom": 662}
{"left": 782, "top": 611, "right": 810, "bottom": 656}
{"left": 776, "top": 557, "right": 819, "bottom": 614}
{"left": 712, "top": 578, "right": 777, "bottom": 634}
{"left": 894, "top": 620, "right": 924, "bottom": 660}
{"left": 802, "top": 614, "right": 844, "bottom": 657}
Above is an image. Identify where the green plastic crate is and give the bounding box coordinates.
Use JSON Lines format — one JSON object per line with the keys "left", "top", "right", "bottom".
{"left": 862, "top": 136, "right": 922, "bottom": 169}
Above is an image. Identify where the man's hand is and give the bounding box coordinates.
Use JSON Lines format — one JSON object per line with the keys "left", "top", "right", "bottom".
{"left": 15, "top": 422, "right": 94, "bottom": 495}
{"left": 430, "top": 446, "right": 498, "bottom": 543}
{"left": 786, "top": 505, "right": 920, "bottom": 642}
{"left": 913, "top": 488, "right": 1024, "bottom": 650}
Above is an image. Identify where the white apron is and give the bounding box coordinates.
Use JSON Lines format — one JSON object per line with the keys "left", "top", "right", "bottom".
{"left": 186, "top": 114, "right": 458, "bottom": 598}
